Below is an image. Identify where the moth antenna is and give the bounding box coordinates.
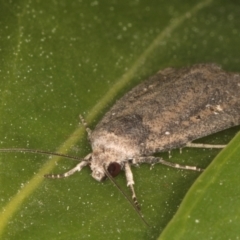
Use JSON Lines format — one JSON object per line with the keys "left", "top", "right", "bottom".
{"left": 103, "top": 164, "right": 150, "bottom": 227}
{"left": 0, "top": 148, "right": 83, "bottom": 161}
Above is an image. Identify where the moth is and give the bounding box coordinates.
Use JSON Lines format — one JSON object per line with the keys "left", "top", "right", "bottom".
{"left": 1, "top": 63, "right": 240, "bottom": 225}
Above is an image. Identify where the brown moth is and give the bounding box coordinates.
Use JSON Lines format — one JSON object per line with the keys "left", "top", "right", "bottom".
{"left": 1, "top": 63, "right": 240, "bottom": 224}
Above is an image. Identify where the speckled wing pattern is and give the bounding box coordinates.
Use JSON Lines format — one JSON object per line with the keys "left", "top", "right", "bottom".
{"left": 93, "top": 64, "right": 240, "bottom": 155}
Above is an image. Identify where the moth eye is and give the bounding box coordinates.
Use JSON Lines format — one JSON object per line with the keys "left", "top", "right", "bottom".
{"left": 107, "top": 162, "right": 121, "bottom": 177}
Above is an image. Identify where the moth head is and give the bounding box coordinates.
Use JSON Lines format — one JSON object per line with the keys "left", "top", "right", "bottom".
{"left": 90, "top": 147, "right": 122, "bottom": 181}
{"left": 91, "top": 167, "right": 105, "bottom": 181}
{"left": 91, "top": 162, "right": 121, "bottom": 181}
{"left": 90, "top": 147, "right": 122, "bottom": 179}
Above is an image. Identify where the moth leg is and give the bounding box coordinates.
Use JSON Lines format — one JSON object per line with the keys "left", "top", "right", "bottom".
{"left": 44, "top": 153, "right": 91, "bottom": 179}
{"left": 135, "top": 156, "right": 203, "bottom": 172}
{"left": 186, "top": 142, "right": 226, "bottom": 149}
{"left": 79, "top": 114, "right": 92, "bottom": 137}
{"left": 124, "top": 162, "right": 141, "bottom": 210}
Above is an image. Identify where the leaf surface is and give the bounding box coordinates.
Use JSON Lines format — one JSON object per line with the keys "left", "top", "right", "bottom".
{"left": 0, "top": 0, "right": 240, "bottom": 239}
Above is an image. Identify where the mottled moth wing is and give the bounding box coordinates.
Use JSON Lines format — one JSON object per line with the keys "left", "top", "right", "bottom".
{"left": 92, "top": 64, "right": 240, "bottom": 155}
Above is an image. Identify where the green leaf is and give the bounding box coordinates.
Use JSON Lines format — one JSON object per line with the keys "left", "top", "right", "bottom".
{"left": 0, "top": 0, "right": 240, "bottom": 239}
{"left": 159, "top": 131, "right": 240, "bottom": 239}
